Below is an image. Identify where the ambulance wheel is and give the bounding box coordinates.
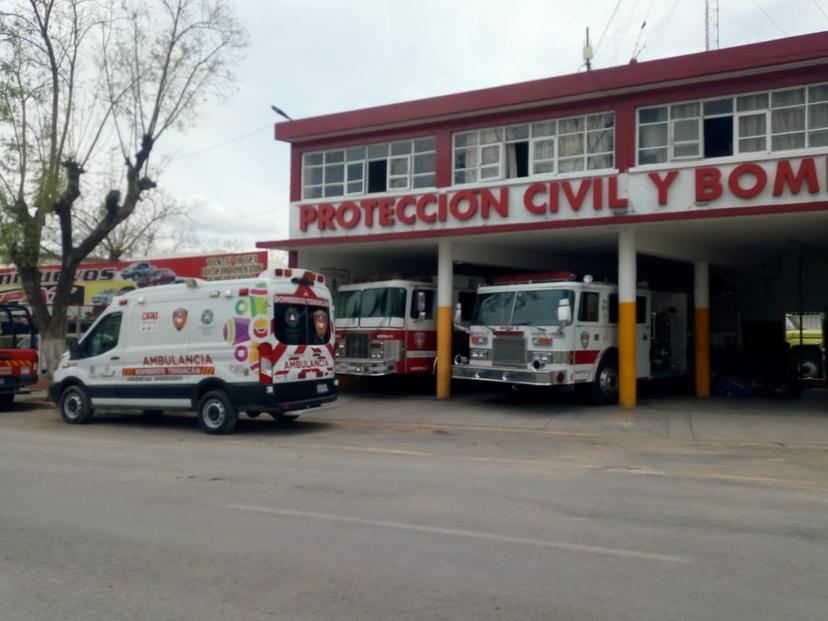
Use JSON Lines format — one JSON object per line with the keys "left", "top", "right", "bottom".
{"left": 0, "top": 393, "right": 14, "bottom": 410}
{"left": 590, "top": 356, "right": 619, "bottom": 405}
{"left": 60, "top": 385, "right": 94, "bottom": 424}
{"left": 196, "top": 390, "right": 238, "bottom": 435}
{"left": 246, "top": 411, "right": 261, "bottom": 418}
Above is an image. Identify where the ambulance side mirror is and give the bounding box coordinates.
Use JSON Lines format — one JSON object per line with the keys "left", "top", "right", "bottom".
{"left": 557, "top": 299, "right": 572, "bottom": 327}
{"left": 67, "top": 337, "right": 81, "bottom": 360}
{"left": 416, "top": 290, "right": 427, "bottom": 321}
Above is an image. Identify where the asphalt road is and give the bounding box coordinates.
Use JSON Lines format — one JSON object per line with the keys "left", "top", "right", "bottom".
{"left": 1, "top": 398, "right": 827, "bottom": 620}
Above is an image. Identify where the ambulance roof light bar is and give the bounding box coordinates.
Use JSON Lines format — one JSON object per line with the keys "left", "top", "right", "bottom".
{"left": 490, "top": 271, "right": 579, "bottom": 285}
{"left": 274, "top": 268, "right": 326, "bottom": 285}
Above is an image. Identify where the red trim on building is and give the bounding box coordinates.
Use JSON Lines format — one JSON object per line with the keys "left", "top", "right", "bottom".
{"left": 257, "top": 202, "right": 828, "bottom": 249}
{"left": 275, "top": 32, "right": 828, "bottom": 143}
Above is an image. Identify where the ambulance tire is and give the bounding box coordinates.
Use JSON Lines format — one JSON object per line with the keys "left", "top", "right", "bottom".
{"left": 590, "top": 355, "right": 619, "bottom": 406}
{"left": 60, "top": 385, "right": 94, "bottom": 424}
{"left": 0, "top": 393, "right": 13, "bottom": 410}
{"left": 196, "top": 390, "right": 238, "bottom": 435}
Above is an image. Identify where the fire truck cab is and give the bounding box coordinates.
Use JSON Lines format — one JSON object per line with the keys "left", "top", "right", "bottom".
{"left": 0, "top": 303, "right": 39, "bottom": 408}
{"left": 334, "top": 279, "right": 475, "bottom": 376}
{"left": 452, "top": 272, "right": 687, "bottom": 404}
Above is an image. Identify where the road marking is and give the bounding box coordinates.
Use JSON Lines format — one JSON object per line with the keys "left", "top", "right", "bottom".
{"left": 228, "top": 504, "right": 694, "bottom": 565}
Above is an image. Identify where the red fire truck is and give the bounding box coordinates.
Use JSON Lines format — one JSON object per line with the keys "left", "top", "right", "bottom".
{"left": 334, "top": 279, "right": 477, "bottom": 376}
{"left": 0, "top": 303, "right": 39, "bottom": 408}
{"left": 452, "top": 272, "right": 687, "bottom": 403}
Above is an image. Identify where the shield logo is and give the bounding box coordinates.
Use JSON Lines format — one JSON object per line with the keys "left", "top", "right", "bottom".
{"left": 413, "top": 331, "right": 426, "bottom": 349}
{"left": 580, "top": 331, "right": 590, "bottom": 349}
{"left": 313, "top": 309, "right": 329, "bottom": 339}
{"left": 285, "top": 307, "right": 299, "bottom": 328}
{"left": 173, "top": 308, "right": 188, "bottom": 331}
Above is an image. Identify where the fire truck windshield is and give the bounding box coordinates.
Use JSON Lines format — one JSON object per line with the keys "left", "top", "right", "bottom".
{"left": 473, "top": 289, "right": 575, "bottom": 326}
{"left": 360, "top": 287, "right": 406, "bottom": 319}
{"left": 336, "top": 290, "right": 362, "bottom": 319}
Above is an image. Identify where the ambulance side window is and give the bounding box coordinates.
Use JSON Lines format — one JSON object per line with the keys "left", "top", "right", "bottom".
{"left": 80, "top": 312, "right": 122, "bottom": 358}
{"left": 578, "top": 292, "right": 600, "bottom": 323}
{"left": 410, "top": 289, "right": 435, "bottom": 320}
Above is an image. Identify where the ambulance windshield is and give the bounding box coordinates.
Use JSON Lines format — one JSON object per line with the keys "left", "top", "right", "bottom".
{"left": 472, "top": 289, "right": 574, "bottom": 326}
{"left": 274, "top": 302, "right": 331, "bottom": 345}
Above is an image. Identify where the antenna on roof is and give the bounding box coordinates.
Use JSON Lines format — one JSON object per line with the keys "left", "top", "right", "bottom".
{"left": 583, "top": 27, "right": 594, "bottom": 71}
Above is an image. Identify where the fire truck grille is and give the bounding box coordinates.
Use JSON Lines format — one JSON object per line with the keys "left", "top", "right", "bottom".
{"left": 344, "top": 333, "right": 370, "bottom": 359}
{"left": 492, "top": 336, "right": 526, "bottom": 366}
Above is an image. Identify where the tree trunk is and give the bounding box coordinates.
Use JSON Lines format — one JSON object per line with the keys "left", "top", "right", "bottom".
{"left": 40, "top": 317, "right": 69, "bottom": 381}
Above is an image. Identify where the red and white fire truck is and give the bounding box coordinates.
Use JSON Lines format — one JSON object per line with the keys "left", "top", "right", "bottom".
{"left": 452, "top": 272, "right": 687, "bottom": 403}
{"left": 0, "top": 303, "right": 39, "bottom": 409}
{"left": 334, "top": 278, "right": 478, "bottom": 376}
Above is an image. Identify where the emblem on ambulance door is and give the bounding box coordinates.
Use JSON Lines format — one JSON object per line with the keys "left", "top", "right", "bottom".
{"left": 313, "top": 309, "right": 328, "bottom": 339}
{"left": 200, "top": 309, "right": 214, "bottom": 325}
{"left": 285, "top": 307, "right": 299, "bottom": 328}
{"left": 173, "top": 308, "right": 188, "bottom": 331}
{"left": 580, "top": 331, "right": 590, "bottom": 349}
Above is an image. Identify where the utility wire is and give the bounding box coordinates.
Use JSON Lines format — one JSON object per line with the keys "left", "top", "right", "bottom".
{"left": 595, "top": 0, "right": 624, "bottom": 57}
{"left": 168, "top": 123, "right": 273, "bottom": 164}
{"left": 751, "top": 0, "right": 786, "bottom": 36}
{"left": 810, "top": 0, "right": 828, "bottom": 22}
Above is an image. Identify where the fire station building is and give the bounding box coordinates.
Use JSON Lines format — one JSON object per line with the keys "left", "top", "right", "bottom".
{"left": 259, "top": 32, "right": 828, "bottom": 407}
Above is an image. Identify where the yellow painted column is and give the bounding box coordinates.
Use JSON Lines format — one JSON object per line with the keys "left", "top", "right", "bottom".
{"left": 694, "top": 261, "right": 711, "bottom": 397}
{"left": 618, "top": 229, "right": 637, "bottom": 408}
{"left": 436, "top": 241, "right": 453, "bottom": 400}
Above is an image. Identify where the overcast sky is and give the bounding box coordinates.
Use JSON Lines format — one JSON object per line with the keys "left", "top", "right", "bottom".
{"left": 155, "top": 0, "right": 828, "bottom": 253}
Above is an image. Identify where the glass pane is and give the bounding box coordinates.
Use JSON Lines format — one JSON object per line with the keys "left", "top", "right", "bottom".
{"left": 639, "top": 123, "right": 668, "bottom": 148}
{"left": 673, "top": 119, "right": 699, "bottom": 142}
{"left": 325, "top": 150, "right": 344, "bottom": 164}
{"left": 739, "top": 113, "right": 766, "bottom": 137}
{"left": 533, "top": 161, "right": 555, "bottom": 174}
{"left": 673, "top": 143, "right": 699, "bottom": 157}
{"left": 809, "top": 130, "right": 828, "bottom": 147}
{"left": 324, "top": 164, "right": 343, "bottom": 183}
{"left": 587, "top": 154, "right": 613, "bottom": 170}
{"left": 670, "top": 102, "right": 700, "bottom": 119}
{"left": 772, "top": 88, "right": 805, "bottom": 108}
{"left": 480, "top": 129, "right": 503, "bottom": 144}
{"left": 639, "top": 107, "right": 667, "bottom": 123}
{"left": 454, "top": 147, "right": 477, "bottom": 170}
{"left": 506, "top": 125, "right": 529, "bottom": 141}
{"left": 737, "top": 93, "right": 769, "bottom": 112}
{"left": 558, "top": 117, "right": 584, "bottom": 134}
{"left": 390, "top": 157, "right": 408, "bottom": 175}
{"left": 413, "top": 152, "right": 435, "bottom": 174}
{"left": 481, "top": 144, "right": 500, "bottom": 165}
{"left": 639, "top": 147, "right": 668, "bottom": 164}
{"left": 412, "top": 173, "right": 435, "bottom": 188}
{"left": 347, "top": 162, "right": 363, "bottom": 181}
{"left": 480, "top": 165, "right": 500, "bottom": 179}
{"left": 772, "top": 133, "right": 805, "bottom": 150}
{"left": 391, "top": 141, "right": 412, "bottom": 155}
{"left": 304, "top": 167, "right": 323, "bottom": 185}
{"left": 367, "top": 143, "right": 389, "bottom": 159}
{"left": 532, "top": 121, "right": 556, "bottom": 137}
{"left": 739, "top": 137, "right": 766, "bottom": 153}
{"left": 514, "top": 289, "right": 575, "bottom": 326}
{"left": 809, "top": 84, "right": 828, "bottom": 103}
{"left": 703, "top": 98, "right": 733, "bottom": 116}
{"left": 346, "top": 181, "right": 363, "bottom": 193}
{"left": 303, "top": 186, "right": 322, "bottom": 199}
{"left": 454, "top": 132, "right": 477, "bottom": 147}
{"left": 454, "top": 169, "right": 477, "bottom": 184}
{"left": 346, "top": 146, "right": 366, "bottom": 161}
{"left": 587, "top": 112, "right": 614, "bottom": 129}
{"left": 808, "top": 103, "right": 828, "bottom": 129}
{"left": 389, "top": 177, "right": 408, "bottom": 189}
{"left": 587, "top": 130, "right": 613, "bottom": 153}
{"left": 772, "top": 108, "right": 805, "bottom": 133}
{"left": 559, "top": 134, "right": 584, "bottom": 156}
{"left": 559, "top": 157, "right": 585, "bottom": 173}
{"left": 304, "top": 153, "right": 323, "bottom": 166}
{"left": 323, "top": 184, "right": 344, "bottom": 197}
{"left": 533, "top": 139, "right": 555, "bottom": 160}
{"left": 414, "top": 137, "right": 436, "bottom": 152}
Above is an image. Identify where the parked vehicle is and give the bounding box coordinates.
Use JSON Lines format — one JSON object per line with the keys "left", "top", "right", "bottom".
{"left": 50, "top": 268, "right": 337, "bottom": 434}
{"left": 91, "top": 288, "right": 119, "bottom": 306}
{"left": 120, "top": 261, "right": 157, "bottom": 281}
{"left": 0, "top": 303, "right": 38, "bottom": 409}
{"left": 452, "top": 272, "right": 688, "bottom": 404}
{"left": 785, "top": 312, "right": 824, "bottom": 379}
{"left": 334, "top": 279, "right": 477, "bottom": 376}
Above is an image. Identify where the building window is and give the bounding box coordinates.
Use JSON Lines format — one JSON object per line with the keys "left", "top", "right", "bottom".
{"left": 453, "top": 112, "right": 615, "bottom": 185}
{"left": 302, "top": 137, "right": 436, "bottom": 200}
{"left": 636, "top": 82, "right": 828, "bottom": 165}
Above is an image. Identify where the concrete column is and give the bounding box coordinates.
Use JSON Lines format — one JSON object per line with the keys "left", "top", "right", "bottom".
{"left": 618, "top": 229, "right": 637, "bottom": 408}
{"left": 436, "top": 241, "right": 453, "bottom": 400}
{"left": 694, "top": 261, "right": 711, "bottom": 397}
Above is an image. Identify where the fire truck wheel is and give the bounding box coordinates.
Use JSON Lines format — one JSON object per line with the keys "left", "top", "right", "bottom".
{"left": 591, "top": 357, "right": 619, "bottom": 405}
{"left": 0, "top": 393, "right": 14, "bottom": 410}
{"left": 196, "top": 390, "right": 238, "bottom": 435}
{"left": 60, "top": 385, "right": 94, "bottom": 424}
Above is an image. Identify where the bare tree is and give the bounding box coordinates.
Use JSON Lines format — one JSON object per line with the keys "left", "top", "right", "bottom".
{"left": 0, "top": 0, "right": 247, "bottom": 373}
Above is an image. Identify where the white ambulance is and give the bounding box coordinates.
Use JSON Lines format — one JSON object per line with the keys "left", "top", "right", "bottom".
{"left": 50, "top": 268, "right": 337, "bottom": 434}
{"left": 452, "top": 272, "right": 687, "bottom": 404}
